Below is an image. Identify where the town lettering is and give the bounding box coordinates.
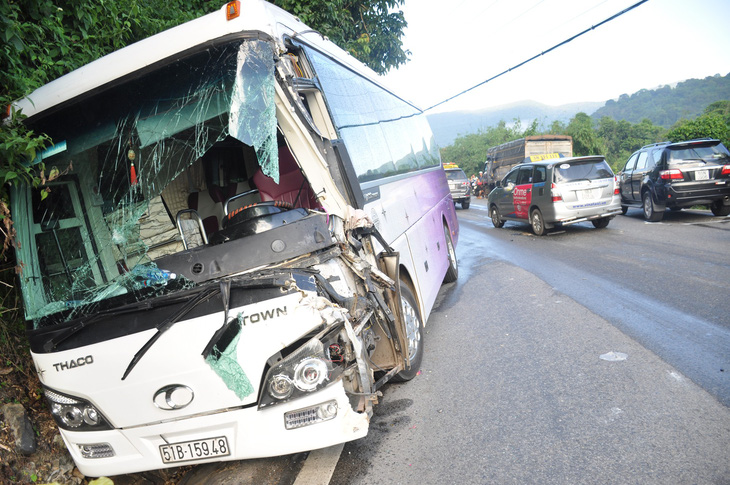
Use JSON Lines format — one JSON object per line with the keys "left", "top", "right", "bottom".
{"left": 53, "top": 355, "right": 94, "bottom": 372}
{"left": 241, "top": 306, "right": 287, "bottom": 325}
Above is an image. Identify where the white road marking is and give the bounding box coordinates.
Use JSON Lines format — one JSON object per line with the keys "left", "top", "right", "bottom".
{"left": 293, "top": 443, "right": 344, "bottom": 485}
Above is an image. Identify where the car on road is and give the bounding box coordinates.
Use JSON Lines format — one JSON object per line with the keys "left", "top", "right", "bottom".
{"left": 444, "top": 164, "right": 471, "bottom": 209}
{"left": 618, "top": 139, "right": 730, "bottom": 221}
{"left": 488, "top": 155, "right": 622, "bottom": 235}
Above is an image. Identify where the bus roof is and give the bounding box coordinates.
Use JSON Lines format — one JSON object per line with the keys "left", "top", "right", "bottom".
{"left": 12, "top": 0, "right": 394, "bottom": 120}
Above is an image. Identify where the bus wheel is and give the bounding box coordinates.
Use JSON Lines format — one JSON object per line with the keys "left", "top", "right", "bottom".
{"left": 392, "top": 282, "right": 423, "bottom": 382}
{"left": 443, "top": 224, "right": 458, "bottom": 283}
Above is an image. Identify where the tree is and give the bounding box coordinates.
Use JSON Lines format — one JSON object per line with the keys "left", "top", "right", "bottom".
{"left": 272, "top": 0, "right": 409, "bottom": 75}
{"left": 667, "top": 114, "right": 729, "bottom": 147}
{"left": 565, "top": 112, "right": 605, "bottom": 157}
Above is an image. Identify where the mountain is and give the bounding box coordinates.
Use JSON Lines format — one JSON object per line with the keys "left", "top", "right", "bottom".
{"left": 427, "top": 73, "right": 730, "bottom": 148}
{"left": 591, "top": 73, "right": 730, "bottom": 127}
{"left": 427, "top": 100, "right": 603, "bottom": 148}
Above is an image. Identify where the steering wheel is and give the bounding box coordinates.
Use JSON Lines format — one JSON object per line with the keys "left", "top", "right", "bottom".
{"left": 225, "top": 200, "right": 294, "bottom": 228}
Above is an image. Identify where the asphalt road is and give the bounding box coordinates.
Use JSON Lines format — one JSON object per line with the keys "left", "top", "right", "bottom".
{"left": 459, "top": 198, "right": 730, "bottom": 407}
{"left": 326, "top": 198, "right": 730, "bottom": 485}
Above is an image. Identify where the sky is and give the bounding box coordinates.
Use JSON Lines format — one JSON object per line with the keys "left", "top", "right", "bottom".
{"left": 382, "top": 0, "right": 730, "bottom": 114}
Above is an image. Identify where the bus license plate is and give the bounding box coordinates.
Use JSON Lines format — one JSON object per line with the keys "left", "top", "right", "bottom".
{"left": 695, "top": 170, "right": 709, "bottom": 181}
{"left": 160, "top": 436, "right": 230, "bottom": 464}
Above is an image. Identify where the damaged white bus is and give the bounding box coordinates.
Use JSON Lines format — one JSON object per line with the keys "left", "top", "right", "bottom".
{"left": 9, "top": 0, "right": 459, "bottom": 477}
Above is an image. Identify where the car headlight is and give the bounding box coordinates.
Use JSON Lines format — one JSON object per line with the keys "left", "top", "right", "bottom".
{"left": 43, "top": 387, "right": 112, "bottom": 431}
{"left": 259, "top": 331, "right": 346, "bottom": 409}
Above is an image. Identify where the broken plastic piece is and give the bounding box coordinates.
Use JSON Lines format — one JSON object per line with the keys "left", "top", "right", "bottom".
{"left": 599, "top": 351, "right": 628, "bottom": 362}
{"left": 205, "top": 325, "right": 254, "bottom": 400}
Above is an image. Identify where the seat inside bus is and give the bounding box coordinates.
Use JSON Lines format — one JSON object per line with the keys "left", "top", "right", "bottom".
{"left": 169, "top": 134, "right": 319, "bottom": 247}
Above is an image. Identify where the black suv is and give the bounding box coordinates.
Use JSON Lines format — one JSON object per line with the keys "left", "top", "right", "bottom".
{"left": 618, "top": 138, "right": 730, "bottom": 221}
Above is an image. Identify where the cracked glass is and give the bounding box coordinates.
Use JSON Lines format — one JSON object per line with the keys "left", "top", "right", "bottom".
{"left": 12, "top": 39, "right": 280, "bottom": 326}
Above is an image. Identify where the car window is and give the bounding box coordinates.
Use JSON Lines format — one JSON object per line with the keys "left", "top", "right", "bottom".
{"left": 624, "top": 153, "right": 638, "bottom": 172}
{"left": 636, "top": 152, "right": 649, "bottom": 170}
{"left": 516, "top": 167, "right": 533, "bottom": 185}
{"left": 534, "top": 166, "right": 546, "bottom": 184}
{"left": 650, "top": 149, "right": 663, "bottom": 167}
{"left": 445, "top": 169, "right": 467, "bottom": 181}
{"left": 553, "top": 159, "right": 613, "bottom": 183}
{"left": 668, "top": 143, "right": 730, "bottom": 164}
{"left": 503, "top": 169, "right": 518, "bottom": 185}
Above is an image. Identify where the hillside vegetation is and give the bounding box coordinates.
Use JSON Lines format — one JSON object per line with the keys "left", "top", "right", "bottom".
{"left": 592, "top": 73, "right": 730, "bottom": 127}
{"left": 440, "top": 75, "right": 730, "bottom": 178}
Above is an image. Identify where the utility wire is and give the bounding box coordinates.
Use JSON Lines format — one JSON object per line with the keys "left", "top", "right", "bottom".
{"left": 424, "top": 0, "right": 651, "bottom": 113}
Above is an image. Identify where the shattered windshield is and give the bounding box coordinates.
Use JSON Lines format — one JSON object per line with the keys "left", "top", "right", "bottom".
{"left": 12, "top": 39, "right": 281, "bottom": 326}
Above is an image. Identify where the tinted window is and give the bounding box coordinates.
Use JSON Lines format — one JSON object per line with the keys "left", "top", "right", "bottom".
{"left": 445, "top": 169, "right": 467, "bottom": 181}
{"left": 504, "top": 169, "right": 518, "bottom": 185}
{"left": 650, "top": 148, "right": 663, "bottom": 167}
{"left": 516, "top": 167, "right": 533, "bottom": 185}
{"left": 534, "top": 166, "right": 546, "bottom": 184}
{"left": 668, "top": 143, "right": 730, "bottom": 164}
{"left": 553, "top": 160, "right": 613, "bottom": 183}
{"left": 636, "top": 152, "right": 649, "bottom": 170}
{"left": 624, "top": 153, "right": 638, "bottom": 172}
{"left": 304, "top": 47, "right": 440, "bottom": 183}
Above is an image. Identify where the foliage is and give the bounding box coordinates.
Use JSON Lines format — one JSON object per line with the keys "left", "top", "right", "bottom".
{"left": 667, "top": 114, "right": 729, "bottom": 147}
{"left": 592, "top": 73, "right": 730, "bottom": 127}
{"left": 443, "top": 100, "right": 730, "bottom": 174}
{"left": 273, "top": 0, "right": 409, "bottom": 75}
{"left": 565, "top": 112, "right": 606, "bottom": 158}
{"left": 440, "top": 119, "right": 528, "bottom": 176}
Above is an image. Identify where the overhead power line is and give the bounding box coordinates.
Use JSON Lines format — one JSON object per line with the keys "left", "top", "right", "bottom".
{"left": 424, "top": 0, "right": 651, "bottom": 113}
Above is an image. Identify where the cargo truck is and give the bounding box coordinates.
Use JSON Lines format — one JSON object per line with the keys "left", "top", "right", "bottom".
{"left": 483, "top": 135, "right": 573, "bottom": 191}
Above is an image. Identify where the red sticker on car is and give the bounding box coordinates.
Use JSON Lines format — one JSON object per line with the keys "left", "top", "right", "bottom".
{"left": 513, "top": 184, "right": 532, "bottom": 219}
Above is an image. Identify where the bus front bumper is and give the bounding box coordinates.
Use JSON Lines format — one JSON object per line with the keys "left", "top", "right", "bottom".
{"left": 61, "top": 382, "right": 368, "bottom": 477}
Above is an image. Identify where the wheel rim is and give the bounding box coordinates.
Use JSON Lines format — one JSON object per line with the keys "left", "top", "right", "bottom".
{"left": 491, "top": 208, "right": 499, "bottom": 226}
{"left": 532, "top": 211, "right": 542, "bottom": 233}
{"left": 401, "top": 294, "right": 421, "bottom": 365}
{"left": 643, "top": 195, "right": 652, "bottom": 218}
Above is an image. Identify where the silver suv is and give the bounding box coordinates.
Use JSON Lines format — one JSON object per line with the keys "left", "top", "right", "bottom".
{"left": 445, "top": 166, "right": 471, "bottom": 209}
{"left": 488, "top": 156, "right": 622, "bottom": 235}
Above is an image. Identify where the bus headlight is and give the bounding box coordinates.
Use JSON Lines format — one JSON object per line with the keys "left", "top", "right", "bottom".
{"left": 294, "top": 358, "right": 328, "bottom": 391}
{"left": 259, "top": 331, "right": 346, "bottom": 409}
{"left": 43, "top": 387, "right": 112, "bottom": 431}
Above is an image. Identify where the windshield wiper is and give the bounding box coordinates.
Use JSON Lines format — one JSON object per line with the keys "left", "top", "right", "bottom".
{"left": 121, "top": 286, "right": 219, "bottom": 380}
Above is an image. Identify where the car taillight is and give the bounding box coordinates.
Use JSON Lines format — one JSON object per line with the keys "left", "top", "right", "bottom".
{"left": 660, "top": 169, "right": 683, "bottom": 180}
{"left": 551, "top": 183, "right": 562, "bottom": 202}
{"left": 613, "top": 176, "right": 620, "bottom": 195}
{"left": 722, "top": 165, "right": 730, "bottom": 176}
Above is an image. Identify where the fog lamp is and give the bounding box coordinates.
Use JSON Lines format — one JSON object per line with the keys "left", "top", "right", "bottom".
{"left": 284, "top": 400, "right": 338, "bottom": 430}
{"left": 79, "top": 443, "right": 115, "bottom": 459}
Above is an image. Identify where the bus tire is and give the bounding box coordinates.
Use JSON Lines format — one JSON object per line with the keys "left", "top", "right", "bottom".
{"left": 392, "top": 282, "right": 423, "bottom": 382}
{"left": 443, "top": 224, "right": 458, "bottom": 283}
